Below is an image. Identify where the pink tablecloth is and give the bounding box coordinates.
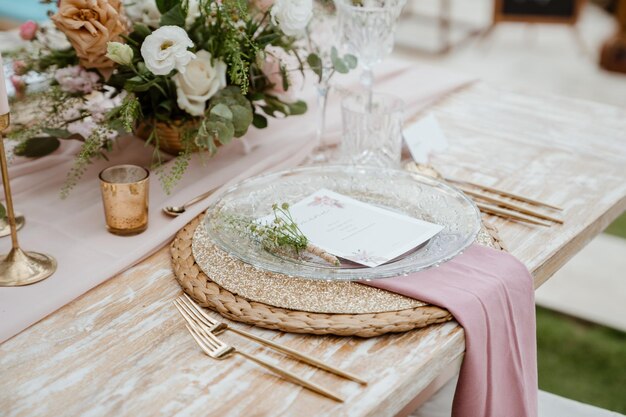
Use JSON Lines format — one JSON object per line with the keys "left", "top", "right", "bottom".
{"left": 0, "top": 60, "right": 475, "bottom": 342}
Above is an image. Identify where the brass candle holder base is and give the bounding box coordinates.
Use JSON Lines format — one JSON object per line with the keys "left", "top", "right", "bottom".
{"left": 0, "top": 247, "right": 57, "bottom": 286}
{"left": 0, "top": 112, "right": 56, "bottom": 286}
{"left": 0, "top": 212, "right": 24, "bottom": 237}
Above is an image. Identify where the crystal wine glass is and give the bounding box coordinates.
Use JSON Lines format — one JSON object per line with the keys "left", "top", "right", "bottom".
{"left": 334, "top": 0, "right": 406, "bottom": 102}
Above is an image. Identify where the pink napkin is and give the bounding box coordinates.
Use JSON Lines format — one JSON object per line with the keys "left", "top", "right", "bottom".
{"left": 0, "top": 61, "right": 475, "bottom": 343}
{"left": 367, "top": 244, "right": 538, "bottom": 417}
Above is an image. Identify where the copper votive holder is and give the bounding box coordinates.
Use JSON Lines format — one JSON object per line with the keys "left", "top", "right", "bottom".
{"left": 99, "top": 165, "right": 149, "bottom": 236}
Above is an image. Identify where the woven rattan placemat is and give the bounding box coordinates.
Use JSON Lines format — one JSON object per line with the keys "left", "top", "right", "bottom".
{"left": 171, "top": 213, "right": 506, "bottom": 337}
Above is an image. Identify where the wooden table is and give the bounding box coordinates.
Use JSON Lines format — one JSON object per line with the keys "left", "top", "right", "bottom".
{"left": 1, "top": 83, "right": 625, "bottom": 417}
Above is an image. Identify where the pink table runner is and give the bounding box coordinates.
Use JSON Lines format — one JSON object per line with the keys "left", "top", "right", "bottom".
{"left": 0, "top": 60, "right": 474, "bottom": 343}
{"left": 368, "top": 244, "right": 538, "bottom": 417}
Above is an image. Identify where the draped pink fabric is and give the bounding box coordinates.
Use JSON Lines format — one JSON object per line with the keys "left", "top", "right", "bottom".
{"left": 368, "top": 244, "right": 538, "bottom": 417}
{"left": 0, "top": 60, "right": 475, "bottom": 342}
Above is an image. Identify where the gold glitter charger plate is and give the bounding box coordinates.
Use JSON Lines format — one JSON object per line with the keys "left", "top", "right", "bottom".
{"left": 171, "top": 213, "right": 506, "bottom": 337}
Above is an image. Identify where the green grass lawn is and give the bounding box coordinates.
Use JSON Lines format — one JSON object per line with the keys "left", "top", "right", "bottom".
{"left": 605, "top": 211, "right": 626, "bottom": 238}
{"left": 537, "top": 307, "right": 626, "bottom": 413}
{"left": 536, "top": 211, "right": 626, "bottom": 413}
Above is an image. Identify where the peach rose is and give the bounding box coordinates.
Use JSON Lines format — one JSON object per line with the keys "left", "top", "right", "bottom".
{"left": 52, "top": 0, "right": 129, "bottom": 76}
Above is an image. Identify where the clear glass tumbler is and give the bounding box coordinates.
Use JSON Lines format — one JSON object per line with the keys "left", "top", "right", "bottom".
{"left": 340, "top": 91, "right": 404, "bottom": 168}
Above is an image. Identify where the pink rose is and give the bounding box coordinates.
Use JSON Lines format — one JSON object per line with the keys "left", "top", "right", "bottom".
{"left": 253, "top": 0, "right": 273, "bottom": 12}
{"left": 261, "top": 45, "right": 302, "bottom": 100}
{"left": 19, "top": 21, "right": 38, "bottom": 41}
{"left": 10, "top": 75, "right": 26, "bottom": 99}
{"left": 12, "top": 60, "right": 28, "bottom": 76}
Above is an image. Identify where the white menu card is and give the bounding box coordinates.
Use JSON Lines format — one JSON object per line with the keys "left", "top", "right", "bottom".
{"left": 275, "top": 189, "right": 443, "bottom": 267}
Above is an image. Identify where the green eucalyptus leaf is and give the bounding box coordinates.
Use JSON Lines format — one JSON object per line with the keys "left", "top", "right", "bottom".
{"left": 136, "top": 62, "right": 149, "bottom": 75}
{"left": 210, "top": 103, "right": 233, "bottom": 120}
{"left": 249, "top": 92, "right": 265, "bottom": 101}
{"left": 156, "top": 0, "right": 180, "bottom": 14}
{"left": 160, "top": 4, "right": 186, "bottom": 27}
{"left": 230, "top": 104, "right": 253, "bottom": 137}
{"left": 127, "top": 75, "right": 143, "bottom": 83}
{"left": 253, "top": 113, "right": 268, "bottom": 129}
{"left": 195, "top": 121, "right": 218, "bottom": 154}
{"left": 344, "top": 54, "right": 358, "bottom": 69}
{"left": 287, "top": 101, "right": 307, "bottom": 116}
{"left": 41, "top": 128, "right": 73, "bottom": 139}
{"left": 280, "top": 65, "right": 289, "bottom": 91}
{"left": 132, "top": 23, "right": 152, "bottom": 39}
{"left": 209, "top": 120, "right": 235, "bottom": 145}
{"left": 331, "top": 47, "right": 349, "bottom": 74}
{"left": 125, "top": 77, "right": 161, "bottom": 92}
{"left": 14, "top": 137, "right": 61, "bottom": 158}
{"left": 223, "top": 86, "right": 251, "bottom": 107}
{"left": 157, "top": 99, "right": 173, "bottom": 114}
{"left": 0, "top": 203, "right": 5, "bottom": 219}
{"left": 307, "top": 53, "right": 323, "bottom": 81}
{"left": 260, "top": 105, "right": 276, "bottom": 117}
{"left": 264, "top": 96, "right": 290, "bottom": 115}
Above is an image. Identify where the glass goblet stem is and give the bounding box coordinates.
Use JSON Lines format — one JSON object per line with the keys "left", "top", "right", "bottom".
{"left": 315, "top": 80, "right": 330, "bottom": 148}
{"left": 360, "top": 66, "right": 374, "bottom": 111}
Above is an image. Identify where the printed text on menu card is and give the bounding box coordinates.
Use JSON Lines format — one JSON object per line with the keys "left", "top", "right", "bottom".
{"left": 286, "top": 189, "right": 443, "bottom": 267}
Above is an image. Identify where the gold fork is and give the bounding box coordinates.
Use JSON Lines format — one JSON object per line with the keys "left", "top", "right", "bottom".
{"left": 174, "top": 301, "right": 344, "bottom": 402}
{"left": 178, "top": 294, "right": 367, "bottom": 385}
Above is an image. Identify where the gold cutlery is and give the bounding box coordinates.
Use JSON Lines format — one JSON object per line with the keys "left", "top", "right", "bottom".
{"left": 445, "top": 178, "right": 563, "bottom": 212}
{"left": 178, "top": 294, "right": 367, "bottom": 385}
{"left": 476, "top": 203, "right": 551, "bottom": 227}
{"left": 162, "top": 185, "right": 220, "bottom": 217}
{"left": 174, "top": 301, "right": 344, "bottom": 402}
{"left": 404, "top": 162, "right": 563, "bottom": 225}
{"left": 457, "top": 187, "right": 563, "bottom": 225}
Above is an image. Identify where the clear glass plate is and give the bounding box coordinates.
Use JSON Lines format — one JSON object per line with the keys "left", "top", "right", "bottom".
{"left": 203, "top": 165, "right": 481, "bottom": 281}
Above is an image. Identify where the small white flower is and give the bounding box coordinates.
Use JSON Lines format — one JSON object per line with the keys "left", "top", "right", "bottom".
{"left": 36, "top": 21, "right": 71, "bottom": 50}
{"left": 67, "top": 118, "right": 98, "bottom": 139}
{"left": 140, "top": 26, "right": 195, "bottom": 76}
{"left": 174, "top": 50, "right": 227, "bottom": 116}
{"left": 123, "top": 0, "right": 161, "bottom": 27}
{"left": 270, "top": 0, "right": 313, "bottom": 37}
{"left": 186, "top": 0, "right": 201, "bottom": 27}
{"left": 106, "top": 42, "right": 134, "bottom": 66}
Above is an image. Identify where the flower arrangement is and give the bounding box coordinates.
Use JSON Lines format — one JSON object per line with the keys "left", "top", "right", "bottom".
{"left": 8, "top": 0, "right": 356, "bottom": 195}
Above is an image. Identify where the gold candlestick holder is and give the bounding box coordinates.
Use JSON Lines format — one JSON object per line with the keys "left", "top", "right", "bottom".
{"left": 0, "top": 212, "right": 24, "bottom": 237}
{"left": 0, "top": 112, "right": 56, "bottom": 286}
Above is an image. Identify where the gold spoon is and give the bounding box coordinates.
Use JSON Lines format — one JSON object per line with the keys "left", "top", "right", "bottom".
{"left": 162, "top": 186, "right": 219, "bottom": 217}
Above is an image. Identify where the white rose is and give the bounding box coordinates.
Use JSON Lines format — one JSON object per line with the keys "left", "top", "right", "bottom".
{"left": 270, "top": 0, "right": 313, "bottom": 37}
{"left": 123, "top": 0, "right": 161, "bottom": 27}
{"left": 106, "top": 42, "right": 134, "bottom": 66}
{"left": 174, "top": 50, "right": 227, "bottom": 116}
{"left": 140, "top": 26, "right": 195, "bottom": 75}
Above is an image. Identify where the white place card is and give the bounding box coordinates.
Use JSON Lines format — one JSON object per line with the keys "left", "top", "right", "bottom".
{"left": 403, "top": 114, "right": 449, "bottom": 164}
{"left": 282, "top": 189, "right": 443, "bottom": 267}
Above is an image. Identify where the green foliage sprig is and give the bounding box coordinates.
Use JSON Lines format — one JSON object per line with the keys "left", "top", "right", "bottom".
{"left": 227, "top": 203, "right": 341, "bottom": 266}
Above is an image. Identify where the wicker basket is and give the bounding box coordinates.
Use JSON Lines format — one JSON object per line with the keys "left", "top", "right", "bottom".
{"left": 134, "top": 119, "right": 201, "bottom": 155}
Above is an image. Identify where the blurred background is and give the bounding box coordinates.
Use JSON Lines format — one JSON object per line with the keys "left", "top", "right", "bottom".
{"left": 1, "top": 0, "right": 625, "bottom": 414}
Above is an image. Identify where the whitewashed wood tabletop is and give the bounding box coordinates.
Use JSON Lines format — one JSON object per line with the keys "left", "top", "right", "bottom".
{"left": 1, "top": 82, "right": 625, "bottom": 417}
